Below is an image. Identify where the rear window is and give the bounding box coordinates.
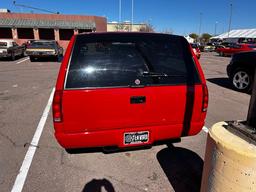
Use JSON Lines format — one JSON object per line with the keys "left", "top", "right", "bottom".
{"left": 0, "top": 42, "right": 7, "bottom": 47}
{"left": 65, "top": 34, "right": 201, "bottom": 89}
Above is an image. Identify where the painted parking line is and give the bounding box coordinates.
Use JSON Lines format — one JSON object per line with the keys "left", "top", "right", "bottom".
{"left": 16, "top": 57, "right": 29, "bottom": 64}
{"left": 11, "top": 88, "right": 55, "bottom": 192}
{"left": 202, "top": 126, "right": 209, "bottom": 133}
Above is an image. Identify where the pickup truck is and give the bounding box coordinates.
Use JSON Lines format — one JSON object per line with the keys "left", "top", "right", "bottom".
{"left": 0, "top": 39, "right": 25, "bottom": 60}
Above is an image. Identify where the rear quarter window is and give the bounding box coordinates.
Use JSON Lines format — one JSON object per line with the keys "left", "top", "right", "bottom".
{"left": 65, "top": 34, "right": 201, "bottom": 89}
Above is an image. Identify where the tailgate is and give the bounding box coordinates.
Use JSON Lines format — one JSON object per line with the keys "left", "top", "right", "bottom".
{"left": 62, "top": 85, "right": 203, "bottom": 133}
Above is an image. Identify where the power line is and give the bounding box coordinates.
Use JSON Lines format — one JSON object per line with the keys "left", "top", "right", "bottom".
{"left": 13, "top": 1, "right": 59, "bottom": 14}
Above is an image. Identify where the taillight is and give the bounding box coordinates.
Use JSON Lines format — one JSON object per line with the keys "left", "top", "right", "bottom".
{"left": 53, "top": 90, "right": 63, "bottom": 122}
{"left": 202, "top": 84, "right": 208, "bottom": 112}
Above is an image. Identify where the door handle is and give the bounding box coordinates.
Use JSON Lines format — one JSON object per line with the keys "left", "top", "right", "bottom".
{"left": 130, "top": 96, "right": 146, "bottom": 104}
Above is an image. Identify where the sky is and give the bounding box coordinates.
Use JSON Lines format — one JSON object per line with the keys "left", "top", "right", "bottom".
{"left": 1, "top": 0, "right": 256, "bottom": 35}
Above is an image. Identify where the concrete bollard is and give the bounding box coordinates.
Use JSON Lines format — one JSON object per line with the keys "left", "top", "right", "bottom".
{"left": 201, "top": 122, "right": 256, "bottom": 192}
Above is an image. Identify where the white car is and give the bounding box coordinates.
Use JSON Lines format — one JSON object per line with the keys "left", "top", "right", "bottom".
{"left": 0, "top": 39, "right": 25, "bottom": 60}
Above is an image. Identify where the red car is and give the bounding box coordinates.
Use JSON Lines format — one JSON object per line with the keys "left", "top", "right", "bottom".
{"left": 53, "top": 32, "right": 208, "bottom": 151}
{"left": 216, "top": 43, "right": 256, "bottom": 56}
{"left": 190, "top": 43, "right": 201, "bottom": 59}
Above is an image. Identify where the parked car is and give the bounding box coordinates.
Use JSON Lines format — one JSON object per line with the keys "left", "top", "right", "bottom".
{"left": 204, "top": 43, "right": 216, "bottom": 52}
{"left": 216, "top": 43, "right": 256, "bottom": 56}
{"left": 53, "top": 32, "right": 208, "bottom": 151}
{"left": 25, "top": 40, "right": 64, "bottom": 62}
{"left": 190, "top": 43, "right": 201, "bottom": 59}
{"left": 227, "top": 51, "right": 256, "bottom": 93}
{"left": 0, "top": 39, "right": 25, "bottom": 60}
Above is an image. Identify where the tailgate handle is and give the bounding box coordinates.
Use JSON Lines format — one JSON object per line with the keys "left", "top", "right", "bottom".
{"left": 130, "top": 96, "right": 146, "bottom": 104}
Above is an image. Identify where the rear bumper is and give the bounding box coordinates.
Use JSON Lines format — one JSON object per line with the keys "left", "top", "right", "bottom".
{"left": 55, "top": 122, "right": 204, "bottom": 149}
{"left": 0, "top": 53, "right": 11, "bottom": 58}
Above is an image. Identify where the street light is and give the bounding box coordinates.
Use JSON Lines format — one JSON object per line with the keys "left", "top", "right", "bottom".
{"left": 119, "top": 0, "right": 122, "bottom": 25}
{"left": 228, "top": 3, "right": 233, "bottom": 37}
{"left": 131, "top": 0, "right": 134, "bottom": 32}
{"left": 198, "top": 12, "right": 202, "bottom": 42}
{"left": 214, "top": 21, "right": 218, "bottom": 36}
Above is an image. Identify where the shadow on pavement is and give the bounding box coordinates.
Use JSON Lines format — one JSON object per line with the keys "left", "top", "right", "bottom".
{"left": 157, "top": 144, "right": 203, "bottom": 192}
{"left": 207, "top": 77, "right": 234, "bottom": 90}
{"left": 82, "top": 178, "right": 115, "bottom": 192}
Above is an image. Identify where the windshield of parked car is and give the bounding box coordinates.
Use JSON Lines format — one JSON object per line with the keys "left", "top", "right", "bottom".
{"left": 65, "top": 34, "right": 200, "bottom": 89}
{"left": 30, "top": 41, "right": 56, "bottom": 47}
{"left": 190, "top": 43, "right": 198, "bottom": 48}
{"left": 0, "top": 42, "right": 7, "bottom": 48}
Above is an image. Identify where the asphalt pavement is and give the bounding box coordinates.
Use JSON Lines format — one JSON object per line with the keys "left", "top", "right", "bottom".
{"left": 0, "top": 53, "right": 250, "bottom": 192}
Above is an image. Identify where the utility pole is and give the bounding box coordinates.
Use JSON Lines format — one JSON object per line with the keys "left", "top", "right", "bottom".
{"left": 228, "top": 3, "right": 233, "bottom": 37}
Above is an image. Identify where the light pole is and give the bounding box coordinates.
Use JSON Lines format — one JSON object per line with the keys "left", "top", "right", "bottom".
{"left": 131, "top": 0, "right": 134, "bottom": 32}
{"left": 214, "top": 21, "right": 218, "bottom": 36}
{"left": 198, "top": 12, "right": 202, "bottom": 43}
{"left": 119, "top": 0, "right": 122, "bottom": 27}
{"left": 228, "top": 3, "right": 233, "bottom": 37}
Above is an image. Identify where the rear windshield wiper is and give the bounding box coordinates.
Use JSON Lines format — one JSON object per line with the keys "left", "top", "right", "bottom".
{"left": 140, "top": 71, "right": 186, "bottom": 77}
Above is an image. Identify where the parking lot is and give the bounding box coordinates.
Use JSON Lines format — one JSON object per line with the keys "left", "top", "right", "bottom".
{"left": 0, "top": 52, "right": 251, "bottom": 192}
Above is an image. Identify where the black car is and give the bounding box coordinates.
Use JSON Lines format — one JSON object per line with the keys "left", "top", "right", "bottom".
{"left": 25, "top": 40, "right": 64, "bottom": 62}
{"left": 227, "top": 51, "right": 256, "bottom": 93}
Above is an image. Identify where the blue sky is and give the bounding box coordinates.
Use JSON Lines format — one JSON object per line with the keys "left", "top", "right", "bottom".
{"left": 1, "top": 0, "right": 256, "bottom": 35}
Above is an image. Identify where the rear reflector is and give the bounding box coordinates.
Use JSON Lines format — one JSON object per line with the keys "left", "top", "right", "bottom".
{"left": 53, "top": 90, "right": 63, "bottom": 122}
{"left": 202, "top": 84, "right": 208, "bottom": 112}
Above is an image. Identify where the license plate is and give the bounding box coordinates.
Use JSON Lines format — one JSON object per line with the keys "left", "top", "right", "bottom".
{"left": 124, "top": 131, "right": 149, "bottom": 145}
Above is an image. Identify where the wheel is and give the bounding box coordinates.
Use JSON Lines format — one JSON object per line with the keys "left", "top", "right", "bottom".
{"left": 11, "top": 53, "right": 15, "bottom": 61}
{"left": 231, "top": 69, "right": 252, "bottom": 93}
{"left": 30, "top": 57, "right": 36, "bottom": 62}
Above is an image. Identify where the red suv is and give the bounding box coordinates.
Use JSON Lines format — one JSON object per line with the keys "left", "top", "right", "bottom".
{"left": 53, "top": 32, "right": 208, "bottom": 151}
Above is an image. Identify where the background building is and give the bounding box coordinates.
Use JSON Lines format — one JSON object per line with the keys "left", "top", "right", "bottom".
{"left": 107, "top": 21, "right": 146, "bottom": 32}
{"left": 0, "top": 10, "right": 107, "bottom": 48}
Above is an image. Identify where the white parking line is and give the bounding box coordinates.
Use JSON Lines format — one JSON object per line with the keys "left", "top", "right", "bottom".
{"left": 11, "top": 88, "right": 55, "bottom": 192}
{"left": 16, "top": 57, "right": 29, "bottom": 64}
{"left": 202, "top": 126, "right": 209, "bottom": 133}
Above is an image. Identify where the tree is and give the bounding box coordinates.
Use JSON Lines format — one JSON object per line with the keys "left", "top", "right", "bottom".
{"left": 114, "top": 23, "right": 130, "bottom": 32}
{"left": 139, "top": 23, "right": 155, "bottom": 32}
{"left": 189, "top": 33, "right": 199, "bottom": 40}
{"left": 200, "top": 33, "right": 212, "bottom": 43}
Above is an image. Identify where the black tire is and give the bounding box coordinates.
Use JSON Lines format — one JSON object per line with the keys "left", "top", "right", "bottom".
{"left": 230, "top": 68, "right": 252, "bottom": 93}
{"left": 30, "top": 57, "right": 36, "bottom": 62}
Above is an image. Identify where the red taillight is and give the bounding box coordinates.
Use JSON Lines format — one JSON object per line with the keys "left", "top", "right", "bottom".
{"left": 53, "top": 90, "right": 63, "bottom": 122}
{"left": 202, "top": 84, "right": 208, "bottom": 112}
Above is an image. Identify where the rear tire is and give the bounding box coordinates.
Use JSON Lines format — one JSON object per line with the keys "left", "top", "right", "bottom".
{"left": 230, "top": 68, "right": 252, "bottom": 93}
{"left": 11, "top": 53, "right": 15, "bottom": 61}
{"left": 30, "top": 57, "right": 36, "bottom": 62}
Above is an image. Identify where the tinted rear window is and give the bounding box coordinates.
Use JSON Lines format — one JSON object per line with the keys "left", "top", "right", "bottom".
{"left": 0, "top": 42, "right": 7, "bottom": 47}
{"left": 65, "top": 34, "right": 201, "bottom": 89}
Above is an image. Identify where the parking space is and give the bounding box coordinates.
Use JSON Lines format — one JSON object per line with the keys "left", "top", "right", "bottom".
{"left": 0, "top": 52, "right": 251, "bottom": 192}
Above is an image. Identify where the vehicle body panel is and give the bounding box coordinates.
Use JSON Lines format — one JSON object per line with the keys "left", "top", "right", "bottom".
{"left": 53, "top": 32, "right": 207, "bottom": 150}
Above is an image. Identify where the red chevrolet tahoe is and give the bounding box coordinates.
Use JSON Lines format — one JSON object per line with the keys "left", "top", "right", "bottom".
{"left": 53, "top": 32, "right": 208, "bottom": 151}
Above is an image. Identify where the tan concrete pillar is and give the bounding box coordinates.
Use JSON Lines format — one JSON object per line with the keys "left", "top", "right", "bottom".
{"left": 201, "top": 122, "right": 256, "bottom": 192}
{"left": 33, "top": 28, "right": 39, "bottom": 40}
{"left": 54, "top": 28, "right": 60, "bottom": 41}
{"left": 12, "top": 28, "right": 18, "bottom": 39}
